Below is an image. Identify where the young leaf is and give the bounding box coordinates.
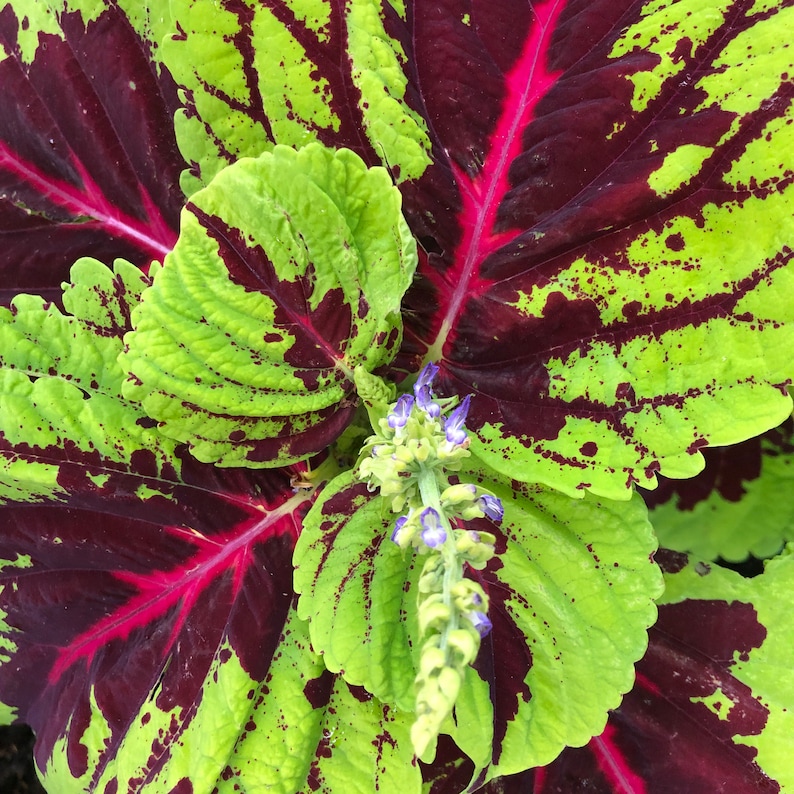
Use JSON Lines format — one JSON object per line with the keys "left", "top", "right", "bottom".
{"left": 121, "top": 143, "right": 417, "bottom": 468}
{"left": 392, "top": 0, "right": 794, "bottom": 500}
{"left": 646, "top": 417, "right": 794, "bottom": 561}
{"left": 297, "top": 679, "right": 420, "bottom": 794}
{"left": 0, "top": 1, "right": 182, "bottom": 302}
{"left": 164, "top": 0, "right": 433, "bottom": 195}
{"left": 294, "top": 471, "right": 420, "bottom": 710}
{"left": 294, "top": 461, "right": 662, "bottom": 783}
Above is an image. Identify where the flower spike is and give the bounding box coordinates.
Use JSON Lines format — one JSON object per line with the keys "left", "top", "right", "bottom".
{"left": 414, "top": 362, "right": 439, "bottom": 395}
{"left": 391, "top": 515, "right": 409, "bottom": 544}
{"left": 468, "top": 611, "right": 493, "bottom": 638}
{"left": 478, "top": 494, "right": 504, "bottom": 522}
{"left": 415, "top": 384, "right": 441, "bottom": 417}
{"left": 356, "top": 362, "right": 498, "bottom": 759}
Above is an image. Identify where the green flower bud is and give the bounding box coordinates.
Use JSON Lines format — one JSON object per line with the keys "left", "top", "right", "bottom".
{"left": 417, "top": 556, "right": 444, "bottom": 593}
{"left": 445, "top": 627, "right": 479, "bottom": 666}
{"left": 436, "top": 666, "right": 462, "bottom": 702}
{"left": 418, "top": 594, "right": 452, "bottom": 635}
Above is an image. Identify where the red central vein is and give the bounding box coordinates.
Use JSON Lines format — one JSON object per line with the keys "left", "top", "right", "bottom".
{"left": 47, "top": 492, "right": 307, "bottom": 682}
{"left": 591, "top": 726, "right": 649, "bottom": 794}
{"left": 0, "top": 142, "right": 175, "bottom": 260}
{"left": 427, "top": 0, "right": 566, "bottom": 361}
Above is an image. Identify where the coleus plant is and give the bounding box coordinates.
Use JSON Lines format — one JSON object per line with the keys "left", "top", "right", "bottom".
{"left": 1, "top": 0, "right": 793, "bottom": 791}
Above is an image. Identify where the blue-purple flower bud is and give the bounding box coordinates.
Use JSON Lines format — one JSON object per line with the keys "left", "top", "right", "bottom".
{"left": 391, "top": 515, "right": 409, "bottom": 544}
{"left": 387, "top": 394, "right": 415, "bottom": 429}
{"left": 468, "top": 610, "right": 492, "bottom": 638}
{"left": 444, "top": 395, "right": 471, "bottom": 445}
{"left": 420, "top": 507, "right": 447, "bottom": 548}
{"left": 415, "top": 384, "right": 441, "bottom": 417}
{"left": 414, "top": 362, "right": 439, "bottom": 395}
{"left": 477, "top": 494, "right": 504, "bottom": 523}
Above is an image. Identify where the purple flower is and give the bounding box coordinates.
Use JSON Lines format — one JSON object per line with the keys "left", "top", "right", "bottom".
{"left": 419, "top": 507, "right": 446, "bottom": 548}
{"left": 391, "top": 515, "right": 409, "bottom": 544}
{"left": 444, "top": 394, "right": 471, "bottom": 445}
{"left": 387, "top": 394, "right": 414, "bottom": 429}
{"left": 477, "top": 494, "right": 504, "bottom": 523}
{"left": 415, "top": 384, "right": 441, "bottom": 417}
{"left": 468, "top": 610, "right": 492, "bottom": 638}
{"left": 414, "top": 362, "right": 439, "bottom": 395}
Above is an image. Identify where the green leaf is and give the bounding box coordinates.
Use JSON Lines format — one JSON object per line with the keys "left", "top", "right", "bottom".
{"left": 0, "top": 257, "right": 181, "bottom": 504}
{"left": 294, "top": 470, "right": 420, "bottom": 711}
{"left": 478, "top": 469, "right": 662, "bottom": 778}
{"left": 121, "top": 143, "right": 417, "bottom": 468}
{"left": 41, "top": 605, "right": 419, "bottom": 793}
{"left": 215, "top": 607, "right": 331, "bottom": 794}
{"left": 659, "top": 549, "right": 794, "bottom": 791}
{"left": 650, "top": 418, "right": 794, "bottom": 562}
{"left": 7, "top": 0, "right": 172, "bottom": 68}
{"left": 164, "top": 0, "right": 431, "bottom": 195}
{"left": 294, "top": 461, "right": 663, "bottom": 780}
{"left": 295, "top": 679, "right": 420, "bottom": 794}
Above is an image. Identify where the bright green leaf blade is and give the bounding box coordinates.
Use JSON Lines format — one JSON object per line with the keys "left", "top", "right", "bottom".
{"left": 649, "top": 417, "right": 794, "bottom": 562}
{"left": 41, "top": 608, "right": 316, "bottom": 793}
{"left": 121, "top": 143, "right": 417, "bottom": 468}
{"left": 0, "top": 258, "right": 181, "bottom": 504}
{"left": 41, "top": 604, "right": 419, "bottom": 794}
{"left": 214, "top": 606, "right": 331, "bottom": 794}
{"left": 659, "top": 549, "right": 794, "bottom": 790}
{"left": 165, "top": 0, "right": 431, "bottom": 195}
{"left": 295, "top": 679, "right": 420, "bottom": 794}
{"left": 294, "top": 470, "right": 420, "bottom": 711}
{"left": 480, "top": 470, "right": 662, "bottom": 776}
{"left": 294, "top": 462, "right": 663, "bottom": 778}
{"left": 224, "top": 608, "right": 420, "bottom": 794}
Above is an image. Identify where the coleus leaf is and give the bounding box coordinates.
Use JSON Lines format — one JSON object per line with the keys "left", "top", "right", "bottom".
{"left": 0, "top": 273, "right": 413, "bottom": 793}
{"left": 0, "top": 258, "right": 323, "bottom": 788}
{"left": 121, "top": 142, "right": 417, "bottom": 467}
{"left": 33, "top": 600, "right": 419, "bottom": 794}
{"left": 645, "top": 417, "right": 794, "bottom": 562}
{"left": 157, "top": 0, "right": 794, "bottom": 500}
{"left": 509, "top": 550, "right": 794, "bottom": 793}
{"left": 0, "top": 1, "right": 183, "bottom": 303}
{"left": 0, "top": 256, "right": 181, "bottom": 504}
{"left": 294, "top": 462, "right": 662, "bottom": 785}
{"left": 164, "top": 0, "right": 433, "bottom": 195}
{"left": 392, "top": 0, "right": 794, "bottom": 499}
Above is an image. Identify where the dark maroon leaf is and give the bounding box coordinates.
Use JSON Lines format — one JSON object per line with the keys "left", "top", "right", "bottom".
{"left": 515, "top": 598, "right": 775, "bottom": 794}
{"left": 0, "top": 4, "right": 183, "bottom": 303}
{"left": 0, "top": 453, "right": 310, "bottom": 781}
{"left": 392, "top": 0, "right": 794, "bottom": 498}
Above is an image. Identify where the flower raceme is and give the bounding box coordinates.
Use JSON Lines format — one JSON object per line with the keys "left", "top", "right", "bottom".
{"left": 357, "top": 363, "right": 503, "bottom": 758}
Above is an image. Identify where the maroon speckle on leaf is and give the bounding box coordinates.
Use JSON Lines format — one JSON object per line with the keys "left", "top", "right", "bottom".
{"left": 303, "top": 670, "right": 334, "bottom": 710}
{"left": 665, "top": 232, "right": 686, "bottom": 251}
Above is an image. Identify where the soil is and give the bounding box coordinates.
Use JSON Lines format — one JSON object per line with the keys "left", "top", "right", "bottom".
{"left": 0, "top": 726, "right": 45, "bottom": 794}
